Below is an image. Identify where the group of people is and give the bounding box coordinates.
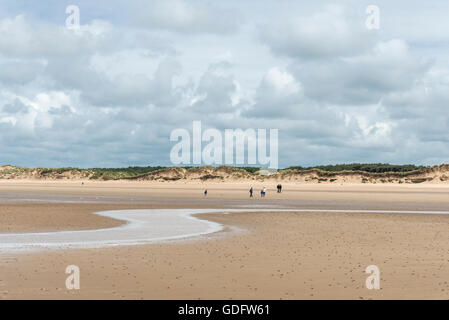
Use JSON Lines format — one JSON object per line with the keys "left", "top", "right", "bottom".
{"left": 249, "top": 184, "right": 282, "bottom": 198}
{"left": 204, "top": 184, "right": 283, "bottom": 198}
{"left": 249, "top": 186, "right": 267, "bottom": 198}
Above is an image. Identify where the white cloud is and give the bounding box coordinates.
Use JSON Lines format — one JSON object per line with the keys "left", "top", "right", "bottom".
{"left": 264, "top": 67, "right": 301, "bottom": 96}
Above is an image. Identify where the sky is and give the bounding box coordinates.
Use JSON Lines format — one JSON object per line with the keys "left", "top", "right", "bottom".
{"left": 1, "top": 0, "right": 449, "bottom": 168}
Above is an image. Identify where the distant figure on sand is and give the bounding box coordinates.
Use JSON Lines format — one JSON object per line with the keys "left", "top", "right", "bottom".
{"left": 261, "top": 187, "right": 266, "bottom": 198}
{"left": 249, "top": 186, "right": 253, "bottom": 198}
{"left": 204, "top": 189, "right": 207, "bottom": 197}
{"left": 277, "top": 184, "right": 282, "bottom": 193}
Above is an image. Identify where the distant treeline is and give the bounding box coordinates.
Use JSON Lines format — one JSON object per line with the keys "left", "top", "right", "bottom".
{"left": 285, "top": 163, "right": 426, "bottom": 173}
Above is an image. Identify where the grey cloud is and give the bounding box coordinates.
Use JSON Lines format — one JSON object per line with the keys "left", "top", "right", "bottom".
{"left": 2, "top": 99, "right": 29, "bottom": 114}
{"left": 190, "top": 63, "right": 238, "bottom": 113}
{"left": 242, "top": 67, "right": 304, "bottom": 119}
{"left": 0, "top": 16, "right": 120, "bottom": 59}
{"left": 44, "top": 54, "right": 181, "bottom": 108}
{"left": 132, "top": 0, "right": 243, "bottom": 35}
{"left": 259, "top": 5, "right": 375, "bottom": 60}
{"left": 48, "top": 105, "right": 72, "bottom": 115}
{"left": 0, "top": 60, "right": 45, "bottom": 85}
{"left": 289, "top": 40, "right": 427, "bottom": 105}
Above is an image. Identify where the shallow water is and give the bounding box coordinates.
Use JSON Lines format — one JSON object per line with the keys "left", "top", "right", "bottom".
{"left": 0, "top": 209, "right": 225, "bottom": 252}
{"left": 2, "top": 208, "right": 449, "bottom": 253}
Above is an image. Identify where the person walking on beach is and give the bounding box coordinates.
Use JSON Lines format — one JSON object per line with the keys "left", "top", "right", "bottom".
{"left": 277, "top": 184, "right": 282, "bottom": 193}
{"left": 260, "top": 187, "right": 266, "bottom": 198}
{"left": 249, "top": 186, "right": 253, "bottom": 198}
{"left": 204, "top": 189, "right": 208, "bottom": 197}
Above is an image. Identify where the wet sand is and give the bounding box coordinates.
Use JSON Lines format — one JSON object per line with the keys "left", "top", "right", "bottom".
{"left": 0, "top": 203, "right": 126, "bottom": 233}
{"left": 1, "top": 181, "right": 449, "bottom": 299}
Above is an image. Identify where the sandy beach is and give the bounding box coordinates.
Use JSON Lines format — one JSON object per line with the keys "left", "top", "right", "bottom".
{"left": 2, "top": 181, "right": 449, "bottom": 299}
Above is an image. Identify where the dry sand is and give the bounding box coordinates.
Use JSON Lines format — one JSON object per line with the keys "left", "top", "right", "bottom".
{"left": 1, "top": 180, "right": 449, "bottom": 299}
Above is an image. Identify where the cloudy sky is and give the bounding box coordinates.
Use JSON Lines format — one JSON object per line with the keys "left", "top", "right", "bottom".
{"left": 1, "top": 0, "right": 449, "bottom": 168}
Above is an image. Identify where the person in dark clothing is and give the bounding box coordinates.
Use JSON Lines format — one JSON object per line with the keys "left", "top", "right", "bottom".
{"left": 204, "top": 189, "right": 208, "bottom": 197}
{"left": 249, "top": 186, "right": 253, "bottom": 198}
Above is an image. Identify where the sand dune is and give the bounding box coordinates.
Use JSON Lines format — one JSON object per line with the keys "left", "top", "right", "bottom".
{"left": 2, "top": 164, "right": 449, "bottom": 184}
